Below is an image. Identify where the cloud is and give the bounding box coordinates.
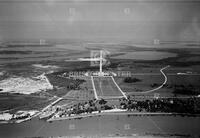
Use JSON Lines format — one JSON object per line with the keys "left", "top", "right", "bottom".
{"left": 179, "top": 17, "right": 200, "bottom": 41}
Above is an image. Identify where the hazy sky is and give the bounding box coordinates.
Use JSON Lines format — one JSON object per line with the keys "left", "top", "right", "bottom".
{"left": 0, "top": 0, "right": 200, "bottom": 42}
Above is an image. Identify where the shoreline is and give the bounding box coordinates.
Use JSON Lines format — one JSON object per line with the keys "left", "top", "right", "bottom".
{"left": 47, "top": 111, "right": 200, "bottom": 122}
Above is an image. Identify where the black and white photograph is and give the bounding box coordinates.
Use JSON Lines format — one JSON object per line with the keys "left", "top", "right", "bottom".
{"left": 0, "top": 0, "right": 200, "bottom": 137}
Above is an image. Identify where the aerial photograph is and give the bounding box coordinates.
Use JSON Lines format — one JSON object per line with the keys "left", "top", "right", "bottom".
{"left": 0, "top": 0, "right": 200, "bottom": 138}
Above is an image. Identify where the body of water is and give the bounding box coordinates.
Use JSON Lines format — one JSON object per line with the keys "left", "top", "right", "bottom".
{"left": 111, "top": 51, "right": 177, "bottom": 60}
{"left": 0, "top": 115, "right": 200, "bottom": 138}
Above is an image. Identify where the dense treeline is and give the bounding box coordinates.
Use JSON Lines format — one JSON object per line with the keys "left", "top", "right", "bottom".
{"left": 54, "top": 97, "right": 200, "bottom": 119}
{"left": 47, "top": 74, "right": 85, "bottom": 90}
{"left": 120, "top": 97, "right": 200, "bottom": 114}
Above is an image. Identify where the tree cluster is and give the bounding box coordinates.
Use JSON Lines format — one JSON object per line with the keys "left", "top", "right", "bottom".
{"left": 124, "top": 77, "right": 141, "bottom": 83}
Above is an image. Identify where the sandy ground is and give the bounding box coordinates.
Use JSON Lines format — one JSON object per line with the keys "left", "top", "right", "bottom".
{"left": 0, "top": 74, "right": 53, "bottom": 94}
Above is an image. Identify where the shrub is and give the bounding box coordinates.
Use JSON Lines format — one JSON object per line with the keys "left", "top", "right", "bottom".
{"left": 124, "top": 77, "right": 141, "bottom": 83}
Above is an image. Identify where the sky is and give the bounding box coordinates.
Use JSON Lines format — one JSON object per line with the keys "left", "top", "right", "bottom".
{"left": 0, "top": 0, "right": 200, "bottom": 42}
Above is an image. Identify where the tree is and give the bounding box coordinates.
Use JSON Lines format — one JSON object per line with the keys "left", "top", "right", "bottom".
{"left": 99, "top": 99, "right": 107, "bottom": 105}
{"left": 124, "top": 77, "right": 141, "bottom": 83}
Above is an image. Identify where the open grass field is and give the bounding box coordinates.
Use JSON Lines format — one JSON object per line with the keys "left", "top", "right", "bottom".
{"left": 93, "top": 76, "right": 124, "bottom": 98}
{"left": 0, "top": 43, "right": 200, "bottom": 113}
{"left": 114, "top": 74, "right": 200, "bottom": 97}
{"left": 0, "top": 93, "right": 52, "bottom": 112}
{"left": 54, "top": 99, "right": 78, "bottom": 108}
{"left": 60, "top": 77, "right": 95, "bottom": 100}
{"left": 114, "top": 75, "right": 163, "bottom": 93}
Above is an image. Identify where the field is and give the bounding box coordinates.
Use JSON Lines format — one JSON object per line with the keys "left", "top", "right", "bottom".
{"left": 54, "top": 99, "right": 78, "bottom": 108}
{"left": 0, "top": 42, "right": 200, "bottom": 112}
{"left": 114, "top": 73, "right": 200, "bottom": 97}
{"left": 93, "top": 76, "right": 125, "bottom": 98}
{"left": 0, "top": 93, "right": 54, "bottom": 112}
{"left": 114, "top": 75, "right": 163, "bottom": 93}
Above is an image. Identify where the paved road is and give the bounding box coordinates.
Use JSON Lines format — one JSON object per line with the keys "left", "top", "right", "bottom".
{"left": 91, "top": 76, "right": 126, "bottom": 99}
{"left": 91, "top": 76, "right": 98, "bottom": 100}
{"left": 116, "top": 65, "right": 170, "bottom": 95}
{"left": 91, "top": 66, "right": 170, "bottom": 98}
{"left": 137, "top": 65, "right": 170, "bottom": 94}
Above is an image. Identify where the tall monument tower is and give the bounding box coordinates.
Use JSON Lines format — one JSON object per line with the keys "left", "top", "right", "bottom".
{"left": 99, "top": 50, "right": 103, "bottom": 76}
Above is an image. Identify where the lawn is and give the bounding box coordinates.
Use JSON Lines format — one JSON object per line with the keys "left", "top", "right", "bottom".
{"left": 0, "top": 93, "right": 51, "bottom": 112}
{"left": 93, "top": 76, "right": 124, "bottom": 97}
{"left": 114, "top": 74, "right": 200, "bottom": 96}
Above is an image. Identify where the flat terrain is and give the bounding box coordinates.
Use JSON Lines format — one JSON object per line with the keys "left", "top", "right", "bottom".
{"left": 0, "top": 115, "right": 200, "bottom": 138}
{"left": 0, "top": 42, "right": 200, "bottom": 137}
{"left": 114, "top": 73, "right": 200, "bottom": 96}
{"left": 0, "top": 93, "right": 53, "bottom": 112}
{"left": 93, "top": 76, "right": 124, "bottom": 98}
{"left": 1, "top": 43, "right": 200, "bottom": 111}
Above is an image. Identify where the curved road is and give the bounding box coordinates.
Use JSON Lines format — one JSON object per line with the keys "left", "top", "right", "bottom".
{"left": 121, "top": 65, "right": 170, "bottom": 95}
{"left": 92, "top": 65, "right": 170, "bottom": 98}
